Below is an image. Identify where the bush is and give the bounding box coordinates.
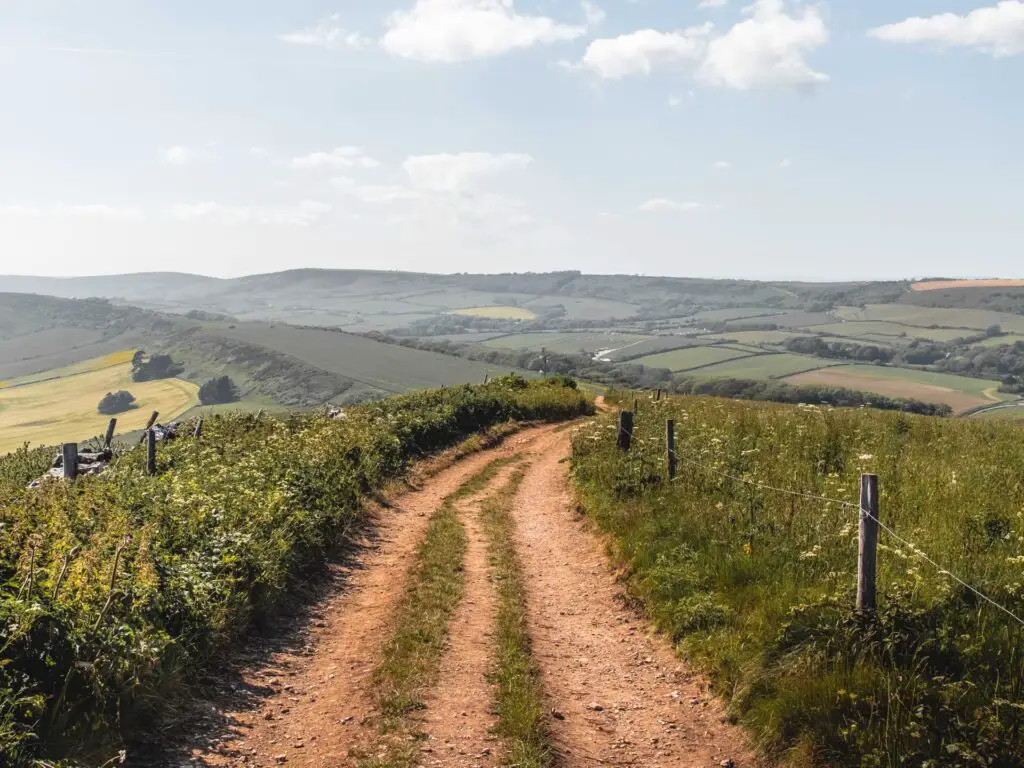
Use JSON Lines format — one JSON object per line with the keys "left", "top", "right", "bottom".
{"left": 131, "top": 354, "right": 184, "bottom": 382}
{"left": 96, "top": 390, "right": 136, "bottom": 415}
{"left": 198, "top": 375, "right": 240, "bottom": 405}
{"left": 0, "top": 380, "right": 592, "bottom": 765}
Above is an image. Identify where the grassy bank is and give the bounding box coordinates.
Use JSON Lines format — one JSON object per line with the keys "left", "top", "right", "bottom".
{"left": 572, "top": 396, "right": 1024, "bottom": 766}
{"left": 0, "top": 377, "right": 592, "bottom": 766}
{"left": 480, "top": 469, "right": 553, "bottom": 768}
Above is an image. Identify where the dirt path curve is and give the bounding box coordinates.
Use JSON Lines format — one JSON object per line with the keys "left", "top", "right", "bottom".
{"left": 512, "top": 429, "right": 756, "bottom": 768}
{"left": 165, "top": 426, "right": 557, "bottom": 768}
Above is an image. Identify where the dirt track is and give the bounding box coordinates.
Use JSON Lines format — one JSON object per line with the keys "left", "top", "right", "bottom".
{"left": 158, "top": 422, "right": 753, "bottom": 768}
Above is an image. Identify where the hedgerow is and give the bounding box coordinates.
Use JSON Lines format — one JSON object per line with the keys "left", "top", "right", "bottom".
{"left": 0, "top": 376, "right": 591, "bottom": 765}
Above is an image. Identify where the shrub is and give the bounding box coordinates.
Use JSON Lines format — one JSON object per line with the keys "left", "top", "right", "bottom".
{"left": 198, "top": 375, "right": 240, "bottom": 405}
{"left": 131, "top": 354, "right": 184, "bottom": 382}
{"left": 96, "top": 390, "right": 136, "bottom": 415}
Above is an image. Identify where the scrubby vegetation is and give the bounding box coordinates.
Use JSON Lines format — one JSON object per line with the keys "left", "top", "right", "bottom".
{"left": 96, "top": 390, "right": 136, "bottom": 415}
{"left": 131, "top": 353, "right": 184, "bottom": 382}
{"left": 572, "top": 395, "right": 1024, "bottom": 766}
{"left": 198, "top": 375, "right": 240, "bottom": 405}
{"left": 0, "top": 377, "right": 591, "bottom": 766}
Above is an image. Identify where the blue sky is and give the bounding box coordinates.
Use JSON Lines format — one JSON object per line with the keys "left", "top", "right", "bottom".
{"left": 1, "top": 0, "right": 1022, "bottom": 280}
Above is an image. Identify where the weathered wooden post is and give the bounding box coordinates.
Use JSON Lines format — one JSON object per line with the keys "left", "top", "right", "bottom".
{"left": 484, "top": 374, "right": 490, "bottom": 384}
{"left": 146, "top": 429, "right": 157, "bottom": 476}
{"left": 193, "top": 418, "right": 204, "bottom": 440}
{"left": 138, "top": 411, "right": 159, "bottom": 444}
{"left": 103, "top": 419, "right": 117, "bottom": 449}
{"left": 857, "top": 474, "right": 879, "bottom": 614}
{"left": 62, "top": 443, "right": 79, "bottom": 482}
{"left": 656, "top": 389, "right": 662, "bottom": 402}
{"left": 617, "top": 411, "right": 634, "bottom": 451}
{"left": 666, "top": 420, "right": 677, "bottom": 480}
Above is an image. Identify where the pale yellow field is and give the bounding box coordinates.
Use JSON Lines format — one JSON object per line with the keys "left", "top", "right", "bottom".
{"left": 451, "top": 306, "right": 537, "bottom": 320}
{"left": 0, "top": 360, "right": 198, "bottom": 453}
{"left": 912, "top": 279, "right": 1024, "bottom": 292}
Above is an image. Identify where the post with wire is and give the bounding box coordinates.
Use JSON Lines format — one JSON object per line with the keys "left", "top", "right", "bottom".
{"left": 857, "top": 474, "right": 879, "bottom": 614}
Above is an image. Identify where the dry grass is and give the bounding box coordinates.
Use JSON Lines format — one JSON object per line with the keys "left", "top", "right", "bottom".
{"left": 451, "top": 306, "right": 538, "bottom": 321}
{"left": 911, "top": 279, "right": 1024, "bottom": 291}
{"left": 0, "top": 360, "right": 198, "bottom": 453}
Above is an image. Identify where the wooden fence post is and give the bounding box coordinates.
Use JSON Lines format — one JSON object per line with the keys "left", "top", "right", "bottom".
{"left": 656, "top": 389, "right": 662, "bottom": 402}
{"left": 62, "top": 443, "right": 79, "bottom": 482}
{"left": 138, "top": 411, "right": 159, "bottom": 444}
{"left": 617, "top": 411, "right": 634, "bottom": 451}
{"left": 193, "top": 418, "right": 204, "bottom": 440}
{"left": 103, "top": 419, "right": 117, "bottom": 449}
{"left": 857, "top": 474, "right": 879, "bottom": 614}
{"left": 146, "top": 429, "right": 157, "bottom": 476}
{"left": 666, "top": 420, "right": 677, "bottom": 480}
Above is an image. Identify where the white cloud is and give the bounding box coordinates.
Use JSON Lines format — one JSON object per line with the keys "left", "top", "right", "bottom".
{"left": 280, "top": 15, "right": 371, "bottom": 50}
{"left": 167, "top": 201, "right": 331, "bottom": 227}
{"left": 402, "top": 152, "right": 533, "bottom": 192}
{"left": 698, "top": 0, "right": 729, "bottom": 7}
{"left": 162, "top": 146, "right": 192, "bottom": 166}
{"left": 869, "top": 2, "right": 1024, "bottom": 57}
{"left": 57, "top": 204, "right": 143, "bottom": 221}
{"left": 331, "top": 177, "right": 423, "bottom": 204}
{"left": 381, "top": 0, "right": 593, "bottom": 62}
{"left": 249, "top": 147, "right": 270, "bottom": 157}
{"left": 778, "top": 157, "right": 793, "bottom": 169}
{"left": 577, "top": 26, "right": 711, "bottom": 79}
{"left": 290, "top": 146, "right": 380, "bottom": 170}
{"left": 713, "top": 160, "right": 732, "bottom": 169}
{"left": 638, "top": 199, "right": 702, "bottom": 212}
{"left": 0, "top": 205, "right": 43, "bottom": 217}
{"left": 697, "top": 0, "right": 829, "bottom": 89}
{"left": 575, "top": 1, "right": 827, "bottom": 88}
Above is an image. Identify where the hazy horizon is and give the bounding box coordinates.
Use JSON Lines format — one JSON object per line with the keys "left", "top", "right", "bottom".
{"left": 2, "top": 0, "right": 1023, "bottom": 281}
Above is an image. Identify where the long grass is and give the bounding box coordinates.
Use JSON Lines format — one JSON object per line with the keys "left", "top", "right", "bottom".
{"left": 572, "top": 393, "right": 1024, "bottom": 766}
{"left": 479, "top": 469, "right": 553, "bottom": 768}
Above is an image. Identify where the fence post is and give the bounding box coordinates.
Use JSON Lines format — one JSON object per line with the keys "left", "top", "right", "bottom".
{"left": 857, "top": 474, "right": 879, "bottom": 614}
{"left": 617, "top": 411, "right": 633, "bottom": 451}
{"left": 656, "top": 389, "right": 662, "bottom": 402}
{"left": 103, "top": 419, "right": 117, "bottom": 449}
{"left": 193, "top": 418, "right": 204, "bottom": 440}
{"left": 138, "top": 411, "right": 159, "bottom": 444}
{"left": 146, "top": 429, "right": 157, "bottom": 476}
{"left": 666, "top": 420, "right": 676, "bottom": 480}
{"left": 62, "top": 443, "right": 79, "bottom": 482}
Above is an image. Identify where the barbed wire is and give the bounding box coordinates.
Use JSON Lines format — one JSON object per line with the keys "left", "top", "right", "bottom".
{"left": 660, "top": 445, "right": 1024, "bottom": 629}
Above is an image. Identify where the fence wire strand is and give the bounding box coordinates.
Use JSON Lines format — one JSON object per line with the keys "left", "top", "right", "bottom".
{"left": 660, "top": 444, "right": 1024, "bottom": 629}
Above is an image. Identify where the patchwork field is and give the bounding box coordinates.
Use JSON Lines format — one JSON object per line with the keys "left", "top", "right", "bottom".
{"left": 451, "top": 306, "right": 537, "bottom": 320}
{"left": 972, "top": 403, "right": 1024, "bottom": 421}
{"left": 834, "top": 304, "right": 1024, "bottom": 333}
{"left": 700, "top": 330, "right": 809, "bottom": 345}
{"left": 0, "top": 358, "right": 198, "bottom": 454}
{"left": 912, "top": 279, "right": 1024, "bottom": 291}
{"left": 694, "top": 353, "right": 836, "bottom": 379}
{"left": 786, "top": 365, "right": 1009, "bottom": 414}
{"left": 633, "top": 346, "right": 753, "bottom": 372}
{"left": 806, "top": 321, "right": 970, "bottom": 342}
{"left": 977, "top": 334, "right": 1024, "bottom": 347}
{"left": 482, "top": 331, "right": 651, "bottom": 355}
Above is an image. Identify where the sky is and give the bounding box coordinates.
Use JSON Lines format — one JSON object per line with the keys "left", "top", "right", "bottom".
{"left": 1, "top": 0, "right": 1023, "bottom": 281}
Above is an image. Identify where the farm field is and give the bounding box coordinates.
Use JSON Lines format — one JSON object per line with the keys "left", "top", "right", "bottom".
{"left": 835, "top": 303, "right": 1024, "bottom": 333}
{"left": 633, "top": 346, "right": 753, "bottom": 372}
{"left": 977, "top": 334, "right": 1024, "bottom": 347}
{"left": 726, "top": 309, "right": 834, "bottom": 329}
{"left": 806, "top": 321, "right": 970, "bottom": 342}
{"left": 700, "top": 330, "right": 809, "bottom": 345}
{"left": 451, "top": 306, "right": 537, "bottom": 321}
{"left": 208, "top": 322, "right": 510, "bottom": 395}
{"left": 481, "top": 331, "right": 651, "bottom": 354}
{"left": 683, "top": 307, "right": 785, "bottom": 324}
{"left": 912, "top": 278, "right": 1024, "bottom": 291}
{"left": 0, "top": 358, "right": 197, "bottom": 454}
{"left": 523, "top": 295, "right": 640, "bottom": 320}
{"left": 572, "top": 397, "right": 1024, "bottom": 764}
{"left": 693, "top": 352, "right": 836, "bottom": 379}
{"left": 786, "top": 364, "right": 1009, "bottom": 414}
{"left": 972, "top": 403, "right": 1024, "bottom": 420}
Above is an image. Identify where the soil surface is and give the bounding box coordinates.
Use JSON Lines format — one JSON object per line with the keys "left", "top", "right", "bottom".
{"left": 152, "top": 420, "right": 755, "bottom": 768}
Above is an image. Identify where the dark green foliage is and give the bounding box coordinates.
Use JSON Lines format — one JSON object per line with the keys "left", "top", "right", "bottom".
{"left": 131, "top": 353, "right": 184, "bottom": 382}
{"left": 96, "top": 390, "right": 136, "bottom": 415}
{"left": 197, "top": 375, "right": 240, "bottom": 405}
{"left": 784, "top": 337, "right": 894, "bottom": 364}
{"left": 0, "top": 378, "right": 591, "bottom": 766}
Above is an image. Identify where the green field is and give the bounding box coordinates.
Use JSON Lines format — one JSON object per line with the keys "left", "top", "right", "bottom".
{"left": 633, "top": 346, "right": 754, "bottom": 372}
{"left": 836, "top": 303, "right": 1024, "bottom": 333}
{"left": 972, "top": 403, "right": 1024, "bottom": 420}
{"left": 807, "top": 321, "right": 970, "bottom": 342}
{"left": 976, "top": 334, "right": 1024, "bottom": 347}
{"left": 694, "top": 353, "right": 836, "bottom": 379}
{"left": 700, "top": 330, "right": 809, "bottom": 345}
{"left": 451, "top": 306, "right": 538, "bottom": 320}
{"left": 811, "top": 364, "right": 1008, "bottom": 399}
{"left": 482, "top": 331, "right": 651, "bottom": 355}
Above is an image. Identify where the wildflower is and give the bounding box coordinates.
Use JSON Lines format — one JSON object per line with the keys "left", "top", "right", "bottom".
{"left": 858, "top": 454, "right": 874, "bottom": 461}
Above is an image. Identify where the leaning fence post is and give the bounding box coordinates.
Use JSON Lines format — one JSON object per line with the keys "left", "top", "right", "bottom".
{"left": 103, "top": 419, "right": 117, "bottom": 449}
{"left": 857, "top": 474, "right": 879, "bottom": 614}
{"left": 62, "top": 443, "right": 79, "bottom": 482}
{"left": 146, "top": 429, "right": 157, "bottom": 476}
{"left": 665, "top": 420, "right": 677, "bottom": 480}
{"left": 193, "top": 418, "right": 204, "bottom": 440}
{"left": 617, "top": 411, "right": 634, "bottom": 451}
{"left": 138, "top": 411, "right": 159, "bottom": 445}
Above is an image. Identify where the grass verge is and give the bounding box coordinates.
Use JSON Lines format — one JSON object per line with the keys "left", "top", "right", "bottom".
{"left": 480, "top": 468, "right": 554, "bottom": 768}
{"left": 359, "top": 455, "right": 519, "bottom": 767}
